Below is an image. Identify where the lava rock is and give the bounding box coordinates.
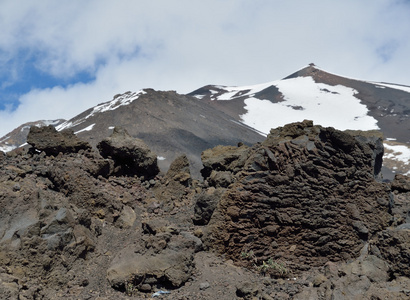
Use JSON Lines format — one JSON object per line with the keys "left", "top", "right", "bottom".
{"left": 204, "top": 121, "right": 392, "bottom": 272}
{"left": 27, "top": 125, "right": 91, "bottom": 155}
{"left": 97, "top": 127, "right": 159, "bottom": 178}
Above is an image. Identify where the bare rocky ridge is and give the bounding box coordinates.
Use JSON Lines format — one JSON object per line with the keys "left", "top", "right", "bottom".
{"left": 0, "top": 122, "right": 409, "bottom": 299}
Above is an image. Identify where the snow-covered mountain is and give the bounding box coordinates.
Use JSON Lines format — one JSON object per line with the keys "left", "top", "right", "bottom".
{"left": 189, "top": 64, "right": 410, "bottom": 176}
{"left": 1, "top": 64, "right": 409, "bottom": 177}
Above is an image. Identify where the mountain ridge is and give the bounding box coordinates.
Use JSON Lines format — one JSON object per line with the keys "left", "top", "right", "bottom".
{"left": 1, "top": 64, "right": 409, "bottom": 178}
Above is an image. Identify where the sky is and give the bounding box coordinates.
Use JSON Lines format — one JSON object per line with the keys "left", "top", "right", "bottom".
{"left": 1, "top": 0, "right": 410, "bottom": 137}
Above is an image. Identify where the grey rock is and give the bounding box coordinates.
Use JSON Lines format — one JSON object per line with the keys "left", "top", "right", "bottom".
{"left": 199, "top": 282, "right": 210, "bottom": 290}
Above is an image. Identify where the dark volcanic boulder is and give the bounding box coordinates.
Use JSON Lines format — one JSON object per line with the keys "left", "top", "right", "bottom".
{"left": 97, "top": 127, "right": 159, "bottom": 178}
{"left": 27, "top": 125, "right": 91, "bottom": 155}
{"left": 203, "top": 120, "right": 392, "bottom": 273}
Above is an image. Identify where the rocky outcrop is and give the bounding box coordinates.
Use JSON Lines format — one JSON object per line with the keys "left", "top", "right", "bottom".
{"left": 27, "top": 125, "right": 91, "bottom": 155}
{"left": 151, "top": 154, "right": 194, "bottom": 211}
{"left": 203, "top": 120, "right": 392, "bottom": 273}
{"left": 97, "top": 126, "right": 160, "bottom": 179}
{"left": 0, "top": 120, "right": 409, "bottom": 299}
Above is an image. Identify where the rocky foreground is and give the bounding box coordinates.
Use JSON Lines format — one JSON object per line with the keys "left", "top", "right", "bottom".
{"left": 0, "top": 121, "right": 409, "bottom": 299}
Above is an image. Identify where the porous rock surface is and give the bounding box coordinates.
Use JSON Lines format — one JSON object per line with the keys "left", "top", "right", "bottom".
{"left": 203, "top": 121, "right": 393, "bottom": 272}
{"left": 0, "top": 121, "right": 408, "bottom": 299}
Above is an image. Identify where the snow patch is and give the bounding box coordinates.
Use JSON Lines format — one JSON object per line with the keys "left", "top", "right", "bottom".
{"left": 370, "top": 83, "right": 410, "bottom": 94}
{"left": 56, "top": 90, "right": 146, "bottom": 132}
{"left": 56, "top": 121, "right": 77, "bottom": 131}
{"left": 89, "top": 90, "right": 145, "bottom": 116}
{"left": 238, "top": 77, "right": 379, "bottom": 134}
{"left": 0, "top": 145, "right": 15, "bottom": 152}
{"left": 75, "top": 124, "right": 95, "bottom": 134}
{"left": 20, "top": 125, "right": 31, "bottom": 132}
{"left": 0, "top": 136, "right": 10, "bottom": 143}
{"left": 157, "top": 156, "right": 166, "bottom": 161}
{"left": 42, "top": 120, "right": 63, "bottom": 126}
{"left": 384, "top": 144, "right": 410, "bottom": 168}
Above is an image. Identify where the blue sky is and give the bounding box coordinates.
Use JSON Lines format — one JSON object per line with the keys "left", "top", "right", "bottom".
{"left": 0, "top": 0, "right": 410, "bottom": 137}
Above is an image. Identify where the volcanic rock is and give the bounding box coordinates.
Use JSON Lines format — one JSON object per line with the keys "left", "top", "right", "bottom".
{"left": 27, "top": 125, "right": 91, "bottom": 155}
{"left": 203, "top": 120, "right": 392, "bottom": 273}
{"left": 97, "top": 126, "right": 159, "bottom": 179}
{"left": 0, "top": 120, "right": 409, "bottom": 299}
{"left": 372, "top": 228, "right": 410, "bottom": 278}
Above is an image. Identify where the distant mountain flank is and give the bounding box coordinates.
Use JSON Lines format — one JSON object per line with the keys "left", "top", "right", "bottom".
{"left": 1, "top": 64, "right": 409, "bottom": 178}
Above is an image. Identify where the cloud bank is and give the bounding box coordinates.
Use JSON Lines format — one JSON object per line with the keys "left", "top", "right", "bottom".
{"left": 1, "top": 0, "right": 409, "bottom": 137}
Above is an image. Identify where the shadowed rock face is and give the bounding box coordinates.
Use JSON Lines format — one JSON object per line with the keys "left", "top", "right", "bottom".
{"left": 27, "top": 125, "right": 91, "bottom": 156}
{"left": 97, "top": 127, "right": 160, "bottom": 179}
{"left": 203, "top": 120, "right": 392, "bottom": 272}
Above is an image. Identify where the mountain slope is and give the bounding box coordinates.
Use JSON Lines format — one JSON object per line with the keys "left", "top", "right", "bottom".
{"left": 1, "top": 64, "right": 409, "bottom": 177}
{"left": 189, "top": 64, "right": 410, "bottom": 176}
{"left": 53, "top": 89, "right": 264, "bottom": 177}
{"left": 190, "top": 64, "right": 410, "bottom": 141}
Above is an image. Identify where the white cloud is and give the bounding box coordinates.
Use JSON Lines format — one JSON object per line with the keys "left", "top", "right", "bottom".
{"left": 0, "top": 0, "right": 410, "bottom": 137}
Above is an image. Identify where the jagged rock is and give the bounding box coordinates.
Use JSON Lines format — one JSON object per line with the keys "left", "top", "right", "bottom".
{"left": 27, "top": 125, "right": 91, "bottom": 155}
{"left": 204, "top": 121, "right": 392, "bottom": 273}
{"left": 40, "top": 207, "right": 75, "bottom": 250}
{"left": 151, "top": 154, "right": 193, "bottom": 210}
{"left": 372, "top": 228, "right": 410, "bottom": 277}
{"left": 165, "top": 154, "right": 192, "bottom": 186}
{"left": 115, "top": 205, "right": 136, "bottom": 229}
{"left": 193, "top": 187, "right": 225, "bottom": 225}
{"left": 0, "top": 273, "right": 19, "bottom": 300}
{"left": 341, "top": 255, "right": 390, "bottom": 283}
{"left": 208, "top": 170, "right": 233, "bottom": 188}
{"left": 201, "top": 144, "right": 250, "bottom": 179}
{"left": 1, "top": 119, "right": 409, "bottom": 299}
{"left": 345, "top": 129, "right": 384, "bottom": 179}
{"left": 97, "top": 126, "right": 159, "bottom": 178}
{"left": 390, "top": 174, "right": 410, "bottom": 225}
{"left": 236, "top": 281, "right": 260, "bottom": 299}
{"left": 391, "top": 174, "right": 410, "bottom": 193}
